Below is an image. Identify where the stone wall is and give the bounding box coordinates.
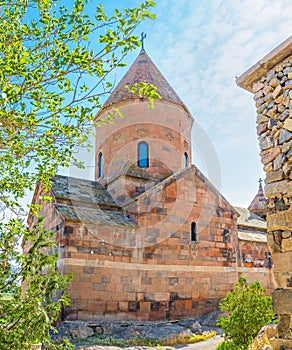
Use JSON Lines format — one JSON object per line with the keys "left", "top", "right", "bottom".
{"left": 236, "top": 37, "right": 292, "bottom": 347}
{"left": 95, "top": 100, "right": 193, "bottom": 182}
{"left": 38, "top": 166, "right": 273, "bottom": 322}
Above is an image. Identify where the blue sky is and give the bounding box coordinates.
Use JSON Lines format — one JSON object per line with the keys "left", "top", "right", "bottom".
{"left": 66, "top": 0, "right": 292, "bottom": 208}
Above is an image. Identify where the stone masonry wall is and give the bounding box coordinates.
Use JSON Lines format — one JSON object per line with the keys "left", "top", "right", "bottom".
{"left": 52, "top": 167, "right": 274, "bottom": 321}
{"left": 95, "top": 100, "right": 193, "bottom": 182}
{"left": 252, "top": 55, "right": 292, "bottom": 342}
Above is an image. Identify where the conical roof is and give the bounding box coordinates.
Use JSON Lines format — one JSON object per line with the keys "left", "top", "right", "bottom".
{"left": 104, "top": 49, "right": 185, "bottom": 107}
{"left": 248, "top": 179, "right": 266, "bottom": 219}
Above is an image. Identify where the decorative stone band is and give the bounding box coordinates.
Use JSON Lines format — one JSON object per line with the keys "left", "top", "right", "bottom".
{"left": 60, "top": 258, "right": 271, "bottom": 273}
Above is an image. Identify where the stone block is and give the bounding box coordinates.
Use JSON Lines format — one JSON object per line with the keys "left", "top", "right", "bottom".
{"left": 260, "top": 136, "right": 274, "bottom": 150}
{"left": 270, "top": 77, "right": 280, "bottom": 87}
{"left": 270, "top": 338, "right": 292, "bottom": 350}
{"left": 283, "top": 118, "right": 292, "bottom": 132}
{"left": 282, "top": 230, "right": 292, "bottom": 239}
{"left": 261, "top": 146, "right": 281, "bottom": 165}
{"left": 92, "top": 282, "right": 106, "bottom": 291}
{"left": 282, "top": 237, "right": 292, "bottom": 252}
{"left": 257, "top": 123, "right": 268, "bottom": 136}
{"left": 272, "top": 252, "right": 292, "bottom": 272}
{"left": 267, "top": 211, "right": 292, "bottom": 230}
{"left": 279, "top": 128, "right": 292, "bottom": 144}
{"left": 266, "top": 170, "right": 284, "bottom": 183}
{"left": 257, "top": 113, "right": 269, "bottom": 124}
{"left": 253, "top": 82, "right": 265, "bottom": 92}
{"left": 272, "top": 84, "right": 283, "bottom": 99}
{"left": 282, "top": 140, "right": 292, "bottom": 154}
{"left": 273, "top": 153, "right": 285, "bottom": 171}
{"left": 118, "top": 301, "right": 128, "bottom": 312}
{"left": 273, "top": 289, "right": 292, "bottom": 314}
{"left": 84, "top": 266, "right": 94, "bottom": 274}
{"left": 128, "top": 301, "right": 140, "bottom": 312}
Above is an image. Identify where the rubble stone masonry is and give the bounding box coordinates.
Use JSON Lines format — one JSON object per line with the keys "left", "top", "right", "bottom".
{"left": 237, "top": 36, "right": 292, "bottom": 348}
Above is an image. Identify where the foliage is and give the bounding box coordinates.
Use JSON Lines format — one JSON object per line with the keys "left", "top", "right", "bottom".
{"left": 0, "top": 0, "right": 156, "bottom": 349}
{"left": 74, "top": 331, "right": 217, "bottom": 347}
{"left": 216, "top": 275, "right": 273, "bottom": 350}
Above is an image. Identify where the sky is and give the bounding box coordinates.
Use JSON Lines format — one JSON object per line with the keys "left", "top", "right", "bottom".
{"left": 64, "top": 0, "right": 292, "bottom": 208}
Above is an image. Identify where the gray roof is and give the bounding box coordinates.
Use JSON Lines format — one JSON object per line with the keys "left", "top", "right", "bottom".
{"left": 235, "top": 206, "right": 267, "bottom": 230}
{"left": 55, "top": 203, "right": 137, "bottom": 227}
{"left": 52, "top": 175, "right": 118, "bottom": 208}
{"left": 107, "top": 161, "right": 157, "bottom": 185}
{"left": 238, "top": 229, "right": 267, "bottom": 243}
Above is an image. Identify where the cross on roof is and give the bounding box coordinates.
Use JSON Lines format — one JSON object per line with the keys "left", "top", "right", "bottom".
{"left": 258, "top": 178, "right": 263, "bottom": 189}
{"left": 141, "top": 32, "right": 146, "bottom": 50}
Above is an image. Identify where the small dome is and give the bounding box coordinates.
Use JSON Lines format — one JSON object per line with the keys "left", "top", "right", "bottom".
{"left": 248, "top": 179, "right": 266, "bottom": 219}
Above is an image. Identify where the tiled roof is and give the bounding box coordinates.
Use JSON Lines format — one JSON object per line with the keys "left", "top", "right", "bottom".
{"left": 238, "top": 229, "right": 267, "bottom": 243}
{"left": 104, "top": 49, "right": 185, "bottom": 107}
{"left": 235, "top": 206, "right": 267, "bottom": 230}
{"left": 107, "top": 161, "right": 157, "bottom": 184}
{"left": 52, "top": 175, "right": 118, "bottom": 208}
{"left": 248, "top": 181, "right": 266, "bottom": 212}
{"left": 55, "top": 203, "right": 137, "bottom": 227}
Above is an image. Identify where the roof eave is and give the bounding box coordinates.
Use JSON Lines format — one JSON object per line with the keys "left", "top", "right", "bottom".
{"left": 94, "top": 97, "right": 194, "bottom": 124}
{"left": 236, "top": 36, "right": 292, "bottom": 92}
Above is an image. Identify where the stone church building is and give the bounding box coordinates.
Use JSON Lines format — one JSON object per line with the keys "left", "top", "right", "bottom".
{"left": 29, "top": 48, "right": 274, "bottom": 321}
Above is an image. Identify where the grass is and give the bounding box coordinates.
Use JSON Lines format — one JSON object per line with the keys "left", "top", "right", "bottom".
{"left": 74, "top": 331, "right": 217, "bottom": 347}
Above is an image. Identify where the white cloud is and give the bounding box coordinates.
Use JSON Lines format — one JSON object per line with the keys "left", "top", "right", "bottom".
{"left": 141, "top": 0, "right": 291, "bottom": 206}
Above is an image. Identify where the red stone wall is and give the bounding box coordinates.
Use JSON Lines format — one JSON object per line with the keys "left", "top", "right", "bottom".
{"left": 238, "top": 239, "right": 274, "bottom": 294}
{"left": 50, "top": 167, "right": 272, "bottom": 321}
{"left": 33, "top": 174, "right": 274, "bottom": 321}
{"left": 95, "top": 99, "right": 193, "bottom": 182}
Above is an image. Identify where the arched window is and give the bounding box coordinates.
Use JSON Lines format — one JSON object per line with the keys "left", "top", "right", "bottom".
{"left": 98, "top": 152, "right": 103, "bottom": 177}
{"left": 138, "top": 142, "right": 149, "bottom": 168}
{"left": 191, "top": 222, "right": 197, "bottom": 241}
{"left": 184, "top": 152, "right": 188, "bottom": 168}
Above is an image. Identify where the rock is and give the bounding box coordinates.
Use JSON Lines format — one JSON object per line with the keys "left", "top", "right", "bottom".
{"left": 285, "top": 80, "right": 292, "bottom": 88}
{"left": 200, "top": 310, "right": 223, "bottom": 327}
{"left": 258, "top": 123, "right": 268, "bottom": 136}
{"left": 273, "top": 153, "right": 284, "bottom": 171}
{"left": 102, "top": 323, "right": 126, "bottom": 335}
{"left": 261, "top": 146, "right": 281, "bottom": 165}
{"left": 275, "top": 198, "right": 289, "bottom": 211}
{"left": 260, "top": 137, "right": 273, "bottom": 150}
{"left": 283, "top": 118, "right": 292, "bottom": 132}
{"left": 95, "top": 326, "right": 103, "bottom": 334}
{"left": 263, "top": 85, "right": 273, "bottom": 95}
{"left": 284, "top": 67, "right": 292, "bottom": 75}
{"left": 272, "top": 85, "right": 282, "bottom": 99}
{"left": 269, "top": 77, "right": 280, "bottom": 87}
{"left": 283, "top": 162, "right": 291, "bottom": 176}
{"left": 249, "top": 324, "right": 276, "bottom": 350}
{"left": 177, "top": 319, "right": 203, "bottom": 334}
{"left": 275, "top": 95, "right": 283, "bottom": 104}
{"left": 282, "top": 230, "right": 292, "bottom": 239}
{"left": 266, "top": 170, "right": 284, "bottom": 183}
{"left": 279, "top": 110, "right": 289, "bottom": 121}
{"left": 264, "top": 162, "right": 273, "bottom": 172}
{"left": 56, "top": 323, "right": 94, "bottom": 340}
{"left": 253, "top": 82, "right": 265, "bottom": 92}
{"left": 143, "top": 324, "right": 193, "bottom": 340}
{"left": 282, "top": 139, "right": 292, "bottom": 153}
{"left": 273, "top": 289, "right": 292, "bottom": 322}
{"left": 279, "top": 129, "right": 292, "bottom": 144}
{"left": 282, "top": 236, "right": 292, "bottom": 252}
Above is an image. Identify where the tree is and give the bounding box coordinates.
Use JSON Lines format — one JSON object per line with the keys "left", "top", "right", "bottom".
{"left": 0, "top": 1, "right": 156, "bottom": 348}
{"left": 216, "top": 275, "right": 273, "bottom": 350}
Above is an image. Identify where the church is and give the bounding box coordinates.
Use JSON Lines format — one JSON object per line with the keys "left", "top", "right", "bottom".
{"left": 29, "top": 48, "right": 274, "bottom": 321}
